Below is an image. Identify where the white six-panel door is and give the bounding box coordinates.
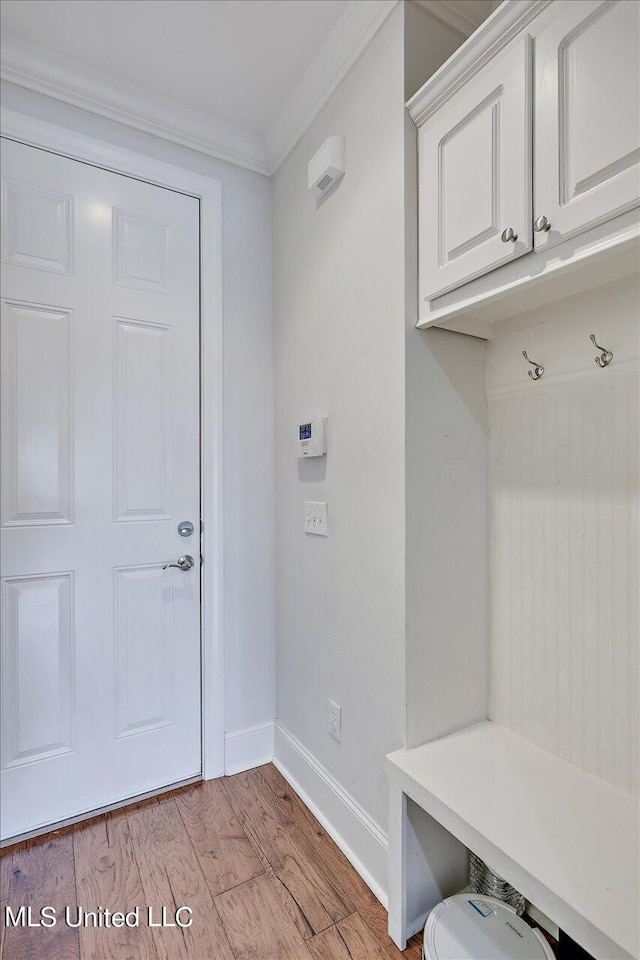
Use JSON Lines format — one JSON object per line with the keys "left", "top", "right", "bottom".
{"left": 534, "top": 0, "right": 640, "bottom": 250}
{"left": 0, "top": 139, "right": 202, "bottom": 839}
{"left": 418, "top": 36, "right": 532, "bottom": 301}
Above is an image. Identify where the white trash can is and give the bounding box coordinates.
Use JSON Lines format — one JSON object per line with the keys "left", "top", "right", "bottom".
{"left": 423, "top": 895, "right": 556, "bottom": 960}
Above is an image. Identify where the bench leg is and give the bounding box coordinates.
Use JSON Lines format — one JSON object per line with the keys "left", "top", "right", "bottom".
{"left": 388, "top": 784, "right": 408, "bottom": 949}
{"left": 388, "top": 783, "right": 470, "bottom": 950}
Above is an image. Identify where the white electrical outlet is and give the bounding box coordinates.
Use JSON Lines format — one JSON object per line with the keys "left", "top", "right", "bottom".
{"left": 328, "top": 699, "right": 342, "bottom": 742}
{"left": 304, "top": 501, "right": 328, "bottom": 536}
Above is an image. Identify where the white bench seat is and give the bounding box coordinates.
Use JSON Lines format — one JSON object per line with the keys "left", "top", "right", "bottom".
{"left": 386, "top": 721, "right": 639, "bottom": 960}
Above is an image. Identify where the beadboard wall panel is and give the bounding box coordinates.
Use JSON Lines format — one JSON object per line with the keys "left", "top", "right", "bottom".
{"left": 487, "top": 280, "right": 639, "bottom": 796}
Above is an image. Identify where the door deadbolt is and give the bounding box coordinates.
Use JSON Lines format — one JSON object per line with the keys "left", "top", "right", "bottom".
{"left": 178, "top": 520, "right": 194, "bottom": 537}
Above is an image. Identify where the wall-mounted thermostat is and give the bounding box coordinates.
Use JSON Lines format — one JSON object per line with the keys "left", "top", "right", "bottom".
{"left": 296, "top": 415, "right": 326, "bottom": 458}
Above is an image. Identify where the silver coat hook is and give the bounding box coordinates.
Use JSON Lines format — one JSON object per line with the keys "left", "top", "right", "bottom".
{"left": 590, "top": 334, "right": 613, "bottom": 368}
{"left": 522, "top": 350, "right": 544, "bottom": 381}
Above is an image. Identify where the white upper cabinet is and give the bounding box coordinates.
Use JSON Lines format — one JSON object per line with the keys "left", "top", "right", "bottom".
{"left": 410, "top": 0, "right": 640, "bottom": 328}
{"left": 534, "top": 0, "right": 640, "bottom": 251}
{"left": 419, "top": 37, "right": 532, "bottom": 299}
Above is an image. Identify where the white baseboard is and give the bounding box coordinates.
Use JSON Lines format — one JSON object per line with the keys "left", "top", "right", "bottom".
{"left": 273, "top": 720, "right": 389, "bottom": 907}
{"left": 224, "top": 720, "right": 274, "bottom": 776}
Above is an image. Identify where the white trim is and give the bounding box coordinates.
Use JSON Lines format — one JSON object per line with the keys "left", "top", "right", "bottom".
{"left": 224, "top": 721, "right": 275, "bottom": 776}
{"left": 420, "top": 211, "right": 640, "bottom": 331}
{"left": 273, "top": 720, "right": 389, "bottom": 907}
{"left": 486, "top": 357, "right": 639, "bottom": 400}
{"left": 1, "top": 34, "right": 268, "bottom": 176}
{"left": 0, "top": 106, "right": 226, "bottom": 781}
{"left": 263, "top": 0, "right": 400, "bottom": 173}
{"left": 407, "top": 0, "right": 551, "bottom": 125}
{"left": 432, "top": 315, "right": 495, "bottom": 340}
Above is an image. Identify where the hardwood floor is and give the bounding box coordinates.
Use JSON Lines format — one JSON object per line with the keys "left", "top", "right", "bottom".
{"left": 0, "top": 764, "right": 423, "bottom": 960}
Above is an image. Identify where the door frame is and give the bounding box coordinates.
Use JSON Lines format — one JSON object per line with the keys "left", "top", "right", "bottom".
{"left": 0, "top": 106, "right": 225, "bottom": 782}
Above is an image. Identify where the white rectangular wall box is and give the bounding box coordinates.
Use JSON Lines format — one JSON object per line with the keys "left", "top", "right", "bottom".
{"left": 308, "top": 137, "right": 345, "bottom": 198}
{"left": 296, "top": 415, "right": 326, "bottom": 457}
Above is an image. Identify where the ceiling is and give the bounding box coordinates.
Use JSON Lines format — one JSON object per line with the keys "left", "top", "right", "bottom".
{"left": 0, "top": 1, "right": 497, "bottom": 174}
{"left": 0, "top": 0, "right": 348, "bottom": 135}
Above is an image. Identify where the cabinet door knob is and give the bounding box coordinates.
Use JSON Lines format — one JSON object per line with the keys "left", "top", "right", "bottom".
{"left": 501, "top": 227, "right": 518, "bottom": 243}
{"left": 534, "top": 215, "right": 552, "bottom": 232}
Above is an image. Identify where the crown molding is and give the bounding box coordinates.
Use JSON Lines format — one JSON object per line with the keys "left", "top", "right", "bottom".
{"left": 407, "top": 0, "right": 551, "bottom": 125}
{"left": 0, "top": 33, "right": 269, "bottom": 175}
{"left": 264, "top": 0, "right": 400, "bottom": 174}
{"left": 412, "top": 1, "right": 496, "bottom": 38}
{"left": 2, "top": 2, "right": 403, "bottom": 179}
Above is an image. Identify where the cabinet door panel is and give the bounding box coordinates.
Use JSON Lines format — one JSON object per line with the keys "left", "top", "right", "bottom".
{"left": 419, "top": 37, "right": 532, "bottom": 301}
{"left": 534, "top": 0, "right": 640, "bottom": 250}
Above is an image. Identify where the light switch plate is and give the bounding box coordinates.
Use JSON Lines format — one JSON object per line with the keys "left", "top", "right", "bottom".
{"left": 304, "top": 501, "right": 328, "bottom": 536}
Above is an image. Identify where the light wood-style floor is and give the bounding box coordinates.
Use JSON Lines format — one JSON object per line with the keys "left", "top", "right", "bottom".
{"left": 0, "top": 763, "right": 423, "bottom": 960}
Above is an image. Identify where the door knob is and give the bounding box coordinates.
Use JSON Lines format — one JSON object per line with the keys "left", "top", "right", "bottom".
{"left": 501, "top": 227, "right": 518, "bottom": 243}
{"left": 533, "top": 215, "right": 551, "bottom": 232}
{"left": 163, "top": 555, "right": 195, "bottom": 571}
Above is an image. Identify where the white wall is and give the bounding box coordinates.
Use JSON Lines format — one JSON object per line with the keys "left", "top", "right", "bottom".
{"left": 272, "top": 3, "right": 474, "bottom": 898}
{"left": 405, "top": 324, "right": 490, "bottom": 748}
{"left": 273, "top": 6, "right": 406, "bottom": 844}
{"left": 1, "top": 82, "right": 276, "bottom": 741}
{"left": 404, "top": 1, "right": 462, "bottom": 101}
{"left": 487, "top": 276, "right": 640, "bottom": 796}
{"left": 404, "top": 2, "right": 490, "bottom": 750}
{"left": 400, "top": 8, "right": 490, "bottom": 913}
